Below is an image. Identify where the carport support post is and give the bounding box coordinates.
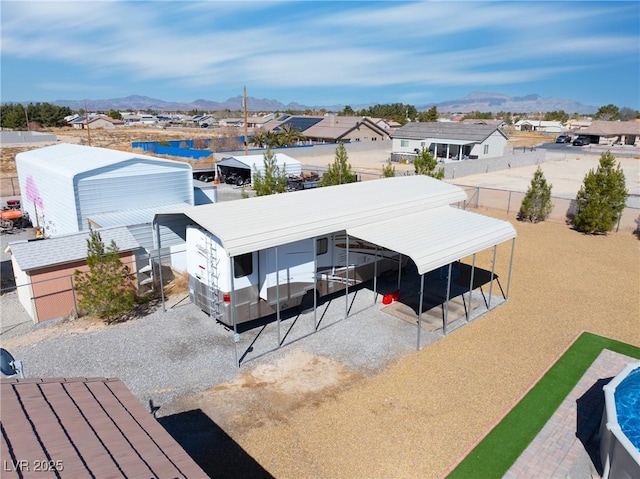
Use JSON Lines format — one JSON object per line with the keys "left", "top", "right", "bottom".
{"left": 313, "top": 237, "right": 318, "bottom": 330}
{"left": 467, "top": 254, "right": 476, "bottom": 322}
{"left": 373, "top": 245, "right": 379, "bottom": 304}
{"left": 345, "top": 234, "right": 349, "bottom": 319}
{"left": 488, "top": 245, "right": 497, "bottom": 310}
{"left": 506, "top": 238, "right": 516, "bottom": 299}
{"left": 417, "top": 274, "right": 425, "bottom": 350}
{"left": 230, "top": 258, "right": 239, "bottom": 368}
{"left": 276, "top": 246, "right": 281, "bottom": 347}
{"left": 443, "top": 263, "right": 452, "bottom": 335}
{"left": 155, "top": 222, "right": 166, "bottom": 312}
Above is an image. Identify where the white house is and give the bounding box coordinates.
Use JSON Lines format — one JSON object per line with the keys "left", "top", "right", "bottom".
{"left": 514, "top": 120, "right": 566, "bottom": 133}
{"left": 391, "top": 122, "right": 509, "bottom": 161}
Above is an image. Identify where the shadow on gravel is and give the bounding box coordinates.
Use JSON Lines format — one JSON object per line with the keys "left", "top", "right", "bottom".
{"left": 158, "top": 409, "right": 273, "bottom": 478}
{"left": 110, "top": 297, "right": 163, "bottom": 324}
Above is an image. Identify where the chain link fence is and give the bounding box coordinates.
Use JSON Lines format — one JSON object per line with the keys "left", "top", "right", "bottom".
{"left": 457, "top": 184, "right": 639, "bottom": 233}
{"left": 0, "top": 251, "right": 172, "bottom": 324}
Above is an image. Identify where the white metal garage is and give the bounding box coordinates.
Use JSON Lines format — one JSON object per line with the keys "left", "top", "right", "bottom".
{"left": 16, "top": 143, "right": 194, "bottom": 239}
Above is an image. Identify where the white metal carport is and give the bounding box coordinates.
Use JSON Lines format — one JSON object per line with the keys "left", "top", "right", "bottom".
{"left": 348, "top": 205, "right": 516, "bottom": 348}
{"left": 153, "top": 176, "right": 516, "bottom": 366}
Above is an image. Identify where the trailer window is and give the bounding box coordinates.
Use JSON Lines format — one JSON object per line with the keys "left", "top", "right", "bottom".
{"left": 234, "top": 253, "right": 253, "bottom": 278}
{"left": 316, "top": 238, "right": 328, "bottom": 255}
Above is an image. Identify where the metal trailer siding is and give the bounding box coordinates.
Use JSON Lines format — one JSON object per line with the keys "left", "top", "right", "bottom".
{"left": 17, "top": 155, "right": 80, "bottom": 236}
{"left": 77, "top": 162, "right": 193, "bottom": 228}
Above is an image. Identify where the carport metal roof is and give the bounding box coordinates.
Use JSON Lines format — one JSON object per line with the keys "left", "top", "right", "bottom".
{"left": 154, "top": 176, "right": 468, "bottom": 258}
{"left": 349, "top": 206, "right": 516, "bottom": 275}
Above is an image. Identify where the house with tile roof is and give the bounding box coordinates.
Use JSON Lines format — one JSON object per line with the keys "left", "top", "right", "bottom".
{"left": 262, "top": 114, "right": 390, "bottom": 144}
{"left": 390, "top": 122, "right": 509, "bottom": 161}
{"left": 577, "top": 120, "right": 640, "bottom": 146}
{"left": 0, "top": 376, "right": 207, "bottom": 477}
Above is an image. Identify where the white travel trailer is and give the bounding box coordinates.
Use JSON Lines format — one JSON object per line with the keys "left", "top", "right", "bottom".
{"left": 154, "top": 176, "right": 511, "bottom": 329}
{"left": 187, "top": 225, "right": 402, "bottom": 326}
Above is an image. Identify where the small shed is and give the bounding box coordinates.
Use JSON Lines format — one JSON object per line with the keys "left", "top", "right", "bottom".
{"left": 8, "top": 226, "right": 141, "bottom": 323}
{"left": 16, "top": 144, "right": 194, "bottom": 239}
{"left": 216, "top": 153, "right": 302, "bottom": 185}
{"left": 0, "top": 377, "right": 207, "bottom": 478}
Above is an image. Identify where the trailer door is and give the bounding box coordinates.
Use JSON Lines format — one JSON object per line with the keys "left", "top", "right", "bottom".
{"left": 259, "top": 239, "right": 314, "bottom": 303}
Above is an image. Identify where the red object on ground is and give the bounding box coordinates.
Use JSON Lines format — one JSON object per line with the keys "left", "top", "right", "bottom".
{"left": 382, "top": 291, "right": 401, "bottom": 305}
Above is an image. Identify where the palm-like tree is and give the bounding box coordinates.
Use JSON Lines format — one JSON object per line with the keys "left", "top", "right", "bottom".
{"left": 277, "top": 124, "right": 305, "bottom": 147}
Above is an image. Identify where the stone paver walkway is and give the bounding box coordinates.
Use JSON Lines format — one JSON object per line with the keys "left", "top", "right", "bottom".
{"left": 504, "top": 349, "right": 636, "bottom": 479}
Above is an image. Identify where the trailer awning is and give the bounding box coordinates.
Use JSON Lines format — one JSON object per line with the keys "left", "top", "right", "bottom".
{"left": 348, "top": 206, "right": 516, "bottom": 275}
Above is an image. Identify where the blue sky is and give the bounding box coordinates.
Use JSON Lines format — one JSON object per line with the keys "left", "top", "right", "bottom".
{"left": 1, "top": 1, "right": 639, "bottom": 109}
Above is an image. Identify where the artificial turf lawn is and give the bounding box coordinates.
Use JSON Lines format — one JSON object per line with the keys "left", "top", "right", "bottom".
{"left": 447, "top": 332, "right": 640, "bottom": 479}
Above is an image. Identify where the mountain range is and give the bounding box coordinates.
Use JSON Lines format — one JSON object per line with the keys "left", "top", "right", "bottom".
{"left": 44, "top": 92, "right": 599, "bottom": 114}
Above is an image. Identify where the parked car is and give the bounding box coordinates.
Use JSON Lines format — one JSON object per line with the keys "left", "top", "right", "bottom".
{"left": 555, "top": 134, "right": 571, "bottom": 143}
{"left": 572, "top": 136, "right": 590, "bottom": 146}
{"left": 200, "top": 123, "right": 209, "bottom": 128}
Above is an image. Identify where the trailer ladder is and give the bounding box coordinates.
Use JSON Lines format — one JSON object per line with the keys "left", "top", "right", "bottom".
{"left": 205, "top": 236, "right": 222, "bottom": 321}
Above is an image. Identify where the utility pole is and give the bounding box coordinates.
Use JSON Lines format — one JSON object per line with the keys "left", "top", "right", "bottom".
{"left": 243, "top": 85, "right": 248, "bottom": 155}
{"left": 84, "top": 100, "right": 92, "bottom": 146}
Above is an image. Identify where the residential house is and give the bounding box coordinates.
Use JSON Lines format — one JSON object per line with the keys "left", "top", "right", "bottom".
{"left": 390, "top": 122, "right": 509, "bottom": 161}
{"left": 514, "top": 120, "right": 566, "bottom": 133}
{"left": 577, "top": 120, "right": 640, "bottom": 146}
{"left": 462, "top": 118, "right": 508, "bottom": 129}
{"left": 262, "top": 114, "right": 389, "bottom": 144}
{"left": 70, "top": 114, "right": 124, "bottom": 130}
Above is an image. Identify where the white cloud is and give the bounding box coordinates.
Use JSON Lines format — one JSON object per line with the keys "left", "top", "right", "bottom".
{"left": 1, "top": 1, "right": 637, "bottom": 98}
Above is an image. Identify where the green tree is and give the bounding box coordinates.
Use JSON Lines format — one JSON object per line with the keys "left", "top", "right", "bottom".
{"left": 251, "top": 128, "right": 271, "bottom": 148}
{"left": 464, "top": 111, "right": 494, "bottom": 120}
{"left": 74, "top": 229, "right": 135, "bottom": 323}
{"left": 0, "top": 103, "right": 27, "bottom": 128}
{"left": 573, "top": 151, "right": 629, "bottom": 234}
{"left": 417, "top": 106, "right": 438, "bottom": 122}
{"left": 276, "top": 124, "right": 305, "bottom": 147}
{"left": 382, "top": 158, "right": 396, "bottom": 178}
{"left": 594, "top": 104, "right": 620, "bottom": 121}
{"left": 412, "top": 147, "right": 444, "bottom": 179}
{"left": 322, "top": 142, "right": 357, "bottom": 186}
{"left": 342, "top": 105, "right": 355, "bottom": 116}
{"left": 108, "top": 109, "right": 123, "bottom": 120}
{"left": 252, "top": 148, "right": 288, "bottom": 196}
{"left": 544, "top": 110, "right": 569, "bottom": 123}
{"left": 518, "top": 167, "right": 553, "bottom": 223}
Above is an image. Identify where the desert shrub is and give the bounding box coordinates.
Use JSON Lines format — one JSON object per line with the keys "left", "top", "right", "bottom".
{"left": 382, "top": 158, "right": 396, "bottom": 178}
{"left": 573, "top": 151, "right": 628, "bottom": 234}
{"left": 74, "top": 229, "right": 136, "bottom": 324}
{"left": 518, "top": 167, "right": 553, "bottom": 223}
{"left": 321, "top": 143, "right": 356, "bottom": 186}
